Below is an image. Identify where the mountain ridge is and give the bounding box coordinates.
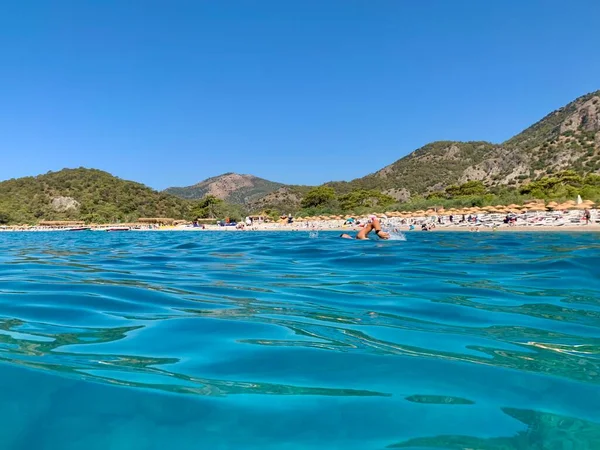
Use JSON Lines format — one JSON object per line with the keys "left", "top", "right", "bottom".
{"left": 165, "top": 90, "right": 599, "bottom": 207}
{"left": 325, "top": 90, "right": 600, "bottom": 199}
{"left": 164, "top": 172, "right": 285, "bottom": 205}
{"left": 1, "top": 89, "right": 598, "bottom": 223}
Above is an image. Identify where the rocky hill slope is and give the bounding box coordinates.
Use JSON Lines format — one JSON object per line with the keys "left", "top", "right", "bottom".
{"left": 327, "top": 90, "right": 600, "bottom": 199}
{"left": 165, "top": 173, "right": 284, "bottom": 205}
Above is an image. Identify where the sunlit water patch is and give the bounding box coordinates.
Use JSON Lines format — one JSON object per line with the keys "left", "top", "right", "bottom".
{"left": 0, "top": 230, "right": 599, "bottom": 449}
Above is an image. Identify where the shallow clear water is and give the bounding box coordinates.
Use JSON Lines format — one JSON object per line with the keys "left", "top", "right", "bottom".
{"left": 1, "top": 230, "right": 600, "bottom": 449}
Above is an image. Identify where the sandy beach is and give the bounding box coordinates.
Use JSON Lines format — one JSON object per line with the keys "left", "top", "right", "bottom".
{"left": 1, "top": 208, "right": 598, "bottom": 234}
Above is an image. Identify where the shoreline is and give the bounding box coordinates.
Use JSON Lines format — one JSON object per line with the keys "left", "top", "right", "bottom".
{"left": 1, "top": 224, "right": 599, "bottom": 233}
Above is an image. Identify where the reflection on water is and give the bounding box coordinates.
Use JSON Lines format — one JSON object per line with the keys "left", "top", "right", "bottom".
{"left": 389, "top": 408, "right": 600, "bottom": 449}
{"left": 0, "top": 230, "right": 599, "bottom": 449}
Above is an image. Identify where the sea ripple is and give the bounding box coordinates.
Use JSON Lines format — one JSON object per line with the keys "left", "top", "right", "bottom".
{"left": 0, "top": 230, "right": 599, "bottom": 449}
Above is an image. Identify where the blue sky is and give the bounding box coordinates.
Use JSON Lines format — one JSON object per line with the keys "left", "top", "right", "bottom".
{"left": 1, "top": 1, "right": 599, "bottom": 190}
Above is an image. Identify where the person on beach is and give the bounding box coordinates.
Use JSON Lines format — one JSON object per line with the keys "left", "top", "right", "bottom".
{"left": 340, "top": 216, "right": 390, "bottom": 240}
{"left": 584, "top": 209, "right": 591, "bottom": 225}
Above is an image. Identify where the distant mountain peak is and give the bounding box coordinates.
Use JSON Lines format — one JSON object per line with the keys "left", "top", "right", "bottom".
{"left": 165, "top": 173, "right": 285, "bottom": 204}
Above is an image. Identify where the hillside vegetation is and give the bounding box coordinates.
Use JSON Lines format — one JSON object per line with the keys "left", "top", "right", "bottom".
{"left": 2, "top": 90, "right": 599, "bottom": 224}
{"left": 246, "top": 90, "right": 600, "bottom": 213}
{"left": 0, "top": 168, "right": 192, "bottom": 224}
{"left": 291, "top": 171, "right": 600, "bottom": 219}
{"left": 326, "top": 90, "right": 600, "bottom": 198}
{"left": 325, "top": 141, "right": 497, "bottom": 196}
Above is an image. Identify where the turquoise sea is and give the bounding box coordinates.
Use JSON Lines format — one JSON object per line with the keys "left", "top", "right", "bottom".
{"left": 0, "top": 230, "right": 599, "bottom": 449}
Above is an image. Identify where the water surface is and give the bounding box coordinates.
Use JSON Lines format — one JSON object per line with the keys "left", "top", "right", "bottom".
{"left": 0, "top": 231, "right": 599, "bottom": 449}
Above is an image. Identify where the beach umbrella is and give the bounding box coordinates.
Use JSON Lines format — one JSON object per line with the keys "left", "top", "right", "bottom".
{"left": 524, "top": 199, "right": 543, "bottom": 206}
{"left": 572, "top": 204, "right": 589, "bottom": 210}
{"left": 528, "top": 204, "right": 547, "bottom": 211}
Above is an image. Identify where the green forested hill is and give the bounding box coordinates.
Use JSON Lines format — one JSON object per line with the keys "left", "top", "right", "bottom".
{"left": 0, "top": 168, "right": 192, "bottom": 224}
{"left": 325, "top": 141, "right": 497, "bottom": 196}
{"left": 324, "top": 90, "right": 600, "bottom": 199}
{"left": 1, "top": 91, "right": 599, "bottom": 223}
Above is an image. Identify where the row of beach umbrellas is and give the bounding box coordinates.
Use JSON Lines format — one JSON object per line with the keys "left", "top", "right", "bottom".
{"left": 389, "top": 200, "right": 595, "bottom": 217}
{"left": 294, "top": 200, "right": 596, "bottom": 221}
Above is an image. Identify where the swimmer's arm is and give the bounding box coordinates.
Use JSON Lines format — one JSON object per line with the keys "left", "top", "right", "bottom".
{"left": 371, "top": 218, "right": 390, "bottom": 239}
{"left": 375, "top": 230, "right": 390, "bottom": 239}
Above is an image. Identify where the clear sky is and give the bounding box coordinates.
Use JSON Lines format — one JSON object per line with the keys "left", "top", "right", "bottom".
{"left": 1, "top": 1, "right": 599, "bottom": 190}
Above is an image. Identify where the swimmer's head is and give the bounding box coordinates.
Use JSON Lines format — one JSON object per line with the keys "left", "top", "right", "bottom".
{"left": 339, "top": 233, "right": 353, "bottom": 239}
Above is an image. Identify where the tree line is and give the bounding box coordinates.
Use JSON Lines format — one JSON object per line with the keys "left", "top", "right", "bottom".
{"left": 1, "top": 169, "right": 598, "bottom": 225}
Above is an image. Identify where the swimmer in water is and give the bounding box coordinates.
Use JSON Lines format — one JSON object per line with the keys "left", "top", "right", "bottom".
{"left": 340, "top": 216, "right": 390, "bottom": 240}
